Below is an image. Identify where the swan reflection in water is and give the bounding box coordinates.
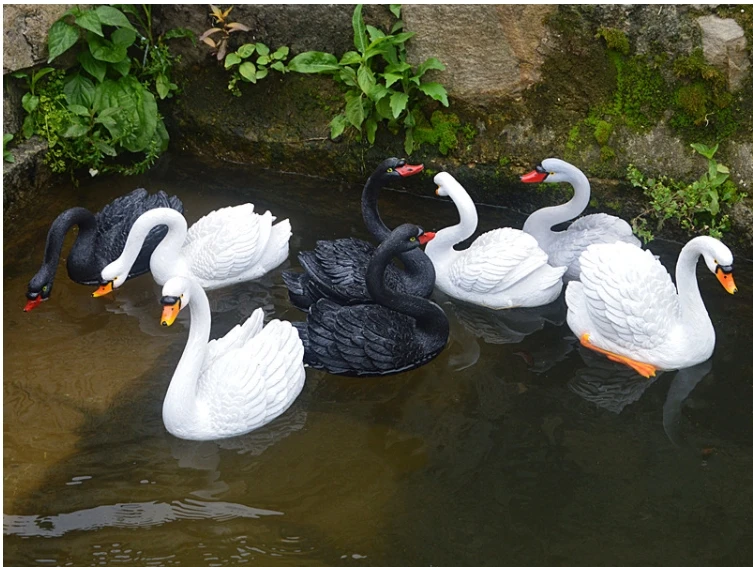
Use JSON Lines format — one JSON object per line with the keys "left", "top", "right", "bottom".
{"left": 568, "top": 348, "right": 713, "bottom": 446}
{"left": 438, "top": 290, "right": 570, "bottom": 372}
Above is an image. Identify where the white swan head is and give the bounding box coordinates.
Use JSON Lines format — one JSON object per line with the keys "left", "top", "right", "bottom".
{"left": 434, "top": 171, "right": 463, "bottom": 197}
{"left": 693, "top": 236, "right": 736, "bottom": 294}
{"left": 520, "top": 158, "right": 587, "bottom": 185}
{"left": 160, "top": 276, "right": 194, "bottom": 326}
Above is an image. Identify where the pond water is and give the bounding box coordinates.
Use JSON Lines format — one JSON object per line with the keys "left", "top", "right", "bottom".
{"left": 4, "top": 154, "right": 753, "bottom": 566}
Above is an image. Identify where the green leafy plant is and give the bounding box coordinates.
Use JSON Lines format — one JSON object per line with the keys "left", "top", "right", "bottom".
{"left": 200, "top": 5, "right": 249, "bottom": 61}
{"left": 287, "top": 4, "right": 448, "bottom": 154}
{"left": 4, "top": 134, "right": 15, "bottom": 163}
{"left": 628, "top": 142, "right": 745, "bottom": 241}
{"left": 14, "top": 4, "right": 191, "bottom": 177}
{"left": 225, "top": 43, "right": 290, "bottom": 96}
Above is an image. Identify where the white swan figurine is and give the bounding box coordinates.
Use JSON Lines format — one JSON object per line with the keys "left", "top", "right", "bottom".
{"left": 425, "top": 172, "right": 566, "bottom": 309}
{"left": 521, "top": 158, "right": 641, "bottom": 279}
{"left": 93, "top": 205, "right": 291, "bottom": 296}
{"left": 566, "top": 237, "right": 737, "bottom": 378}
{"left": 158, "top": 276, "right": 305, "bottom": 441}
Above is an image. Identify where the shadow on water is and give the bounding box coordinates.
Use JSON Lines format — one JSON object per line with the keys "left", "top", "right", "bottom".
{"left": 5, "top": 153, "right": 753, "bottom": 566}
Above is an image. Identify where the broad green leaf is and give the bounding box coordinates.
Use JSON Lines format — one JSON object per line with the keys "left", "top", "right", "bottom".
{"left": 64, "top": 74, "right": 96, "bottom": 107}
{"left": 366, "top": 25, "right": 385, "bottom": 42}
{"left": 365, "top": 116, "right": 378, "bottom": 145}
{"left": 270, "top": 61, "right": 286, "bottom": 73}
{"left": 403, "top": 108, "right": 416, "bottom": 127}
{"left": 390, "top": 20, "right": 404, "bottom": 33}
{"left": 255, "top": 43, "right": 270, "bottom": 56}
{"left": 78, "top": 50, "right": 107, "bottom": 82}
{"left": 404, "top": 127, "right": 414, "bottom": 155}
{"left": 708, "top": 189, "right": 720, "bottom": 215}
{"left": 339, "top": 51, "right": 361, "bottom": 66}
{"left": 339, "top": 66, "right": 357, "bottom": 87}
{"left": 88, "top": 34, "right": 128, "bottom": 63}
{"left": 287, "top": 51, "right": 340, "bottom": 74}
{"left": 96, "top": 107, "right": 120, "bottom": 120}
{"left": 93, "top": 77, "right": 157, "bottom": 151}
{"left": 383, "top": 73, "right": 401, "bottom": 88}
{"left": 115, "top": 4, "right": 140, "bottom": 18}
{"left": 257, "top": 55, "right": 270, "bottom": 66}
{"left": 224, "top": 53, "right": 242, "bottom": 68}
{"left": 330, "top": 113, "right": 348, "bottom": 139}
{"left": 236, "top": 43, "right": 256, "bottom": 58}
{"left": 75, "top": 10, "right": 104, "bottom": 37}
{"left": 390, "top": 31, "right": 415, "bottom": 44}
{"left": 21, "top": 93, "right": 39, "bottom": 113}
{"left": 717, "top": 164, "right": 730, "bottom": 174}
{"left": 691, "top": 142, "right": 716, "bottom": 159}
{"left": 375, "top": 96, "right": 392, "bottom": 120}
{"left": 94, "top": 139, "right": 117, "bottom": 156}
{"left": 416, "top": 57, "right": 445, "bottom": 78}
{"left": 153, "top": 118, "right": 170, "bottom": 152}
{"left": 111, "top": 57, "right": 131, "bottom": 76}
{"left": 345, "top": 95, "right": 365, "bottom": 129}
{"left": 67, "top": 104, "right": 90, "bottom": 116}
{"left": 94, "top": 6, "right": 137, "bottom": 31}
{"left": 164, "top": 27, "right": 196, "bottom": 43}
{"left": 156, "top": 74, "right": 170, "bottom": 99}
{"left": 256, "top": 67, "right": 268, "bottom": 80}
{"left": 47, "top": 20, "right": 80, "bottom": 62}
{"left": 352, "top": 4, "right": 367, "bottom": 54}
{"left": 31, "top": 67, "right": 56, "bottom": 90}
{"left": 389, "top": 5, "right": 401, "bottom": 19}
{"left": 357, "top": 65, "right": 376, "bottom": 96}
{"left": 368, "top": 83, "right": 390, "bottom": 102}
{"left": 239, "top": 62, "right": 257, "bottom": 82}
{"left": 389, "top": 91, "right": 409, "bottom": 119}
{"left": 63, "top": 123, "right": 89, "bottom": 138}
{"left": 22, "top": 115, "right": 35, "bottom": 138}
{"left": 111, "top": 27, "right": 137, "bottom": 48}
{"left": 271, "top": 46, "right": 289, "bottom": 60}
{"left": 11, "top": 71, "right": 29, "bottom": 80}
{"left": 418, "top": 82, "right": 449, "bottom": 106}
{"left": 385, "top": 61, "right": 411, "bottom": 74}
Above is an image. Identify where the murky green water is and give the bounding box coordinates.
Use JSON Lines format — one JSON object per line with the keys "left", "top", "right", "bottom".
{"left": 4, "top": 154, "right": 753, "bottom": 566}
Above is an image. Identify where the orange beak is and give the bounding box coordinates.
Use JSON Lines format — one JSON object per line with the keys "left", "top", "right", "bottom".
{"left": 715, "top": 268, "right": 737, "bottom": 294}
{"left": 418, "top": 231, "right": 436, "bottom": 245}
{"left": 161, "top": 300, "right": 181, "bottom": 326}
{"left": 92, "top": 281, "right": 114, "bottom": 298}
{"left": 23, "top": 296, "right": 43, "bottom": 312}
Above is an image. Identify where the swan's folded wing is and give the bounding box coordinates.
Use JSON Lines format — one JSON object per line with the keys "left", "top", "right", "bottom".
{"left": 551, "top": 213, "right": 641, "bottom": 267}
{"left": 305, "top": 300, "right": 418, "bottom": 374}
{"left": 449, "top": 229, "right": 551, "bottom": 294}
{"left": 205, "top": 308, "right": 265, "bottom": 367}
{"left": 311, "top": 238, "right": 374, "bottom": 287}
{"left": 200, "top": 318, "right": 304, "bottom": 431}
{"left": 184, "top": 205, "right": 272, "bottom": 281}
{"left": 578, "top": 243, "right": 680, "bottom": 351}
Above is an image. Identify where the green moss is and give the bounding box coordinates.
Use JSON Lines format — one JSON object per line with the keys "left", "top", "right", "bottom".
{"left": 596, "top": 26, "right": 630, "bottom": 55}
{"left": 600, "top": 145, "right": 616, "bottom": 161}
{"left": 498, "top": 156, "right": 511, "bottom": 167}
{"left": 593, "top": 120, "right": 613, "bottom": 145}
{"left": 412, "top": 110, "right": 464, "bottom": 155}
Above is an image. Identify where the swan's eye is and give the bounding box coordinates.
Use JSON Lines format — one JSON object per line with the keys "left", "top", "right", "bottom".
{"left": 387, "top": 167, "right": 394, "bottom": 173}
{"left": 113, "top": 276, "right": 118, "bottom": 281}
{"left": 42, "top": 285, "right": 48, "bottom": 292}
{"left": 409, "top": 236, "right": 416, "bottom": 242}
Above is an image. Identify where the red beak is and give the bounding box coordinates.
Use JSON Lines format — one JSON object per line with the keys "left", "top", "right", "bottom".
{"left": 520, "top": 169, "right": 548, "bottom": 183}
{"left": 418, "top": 231, "right": 436, "bottom": 245}
{"left": 23, "top": 296, "right": 43, "bottom": 312}
{"left": 395, "top": 163, "right": 424, "bottom": 177}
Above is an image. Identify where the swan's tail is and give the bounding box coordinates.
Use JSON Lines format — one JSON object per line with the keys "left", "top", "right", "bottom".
{"left": 564, "top": 280, "right": 587, "bottom": 338}
{"left": 259, "top": 217, "right": 291, "bottom": 273}
{"left": 281, "top": 270, "right": 318, "bottom": 311}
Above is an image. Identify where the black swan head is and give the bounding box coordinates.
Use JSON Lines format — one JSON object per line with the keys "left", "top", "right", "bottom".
{"left": 24, "top": 271, "right": 54, "bottom": 312}
{"left": 370, "top": 157, "right": 424, "bottom": 184}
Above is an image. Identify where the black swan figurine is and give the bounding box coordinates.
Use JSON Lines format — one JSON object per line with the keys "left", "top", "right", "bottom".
{"left": 282, "top": 157, "right": 434, "bottom": 310}
{"left": 24, "top": 188, "right": 183, "bottom": 311}
{"left": 293, "top": 224, "right": 449, "bottom": 377}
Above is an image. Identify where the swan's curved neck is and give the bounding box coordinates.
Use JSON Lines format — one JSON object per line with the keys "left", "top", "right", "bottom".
{"left": 41, "top": 208, "right": 98, "bottom": 280}
{"left": 674, "top": 241, "right": 712, "bottom": 327}
{"left": 523, "top": 167, "right": 591, "bottom": 245}
{"left": 162, "top": 281, "right": 210, "bottom": 430}
{"left": 425, "top": 187, "right": 478, "bottom": 259}
{"left": 361, "top": 172, "right": 391, "bottom": 242}
{"left": 120, "top": 210, "right": 187, "bottom": 284}
{"left": 367, "top": 243, "right": 447, "bottom": 337}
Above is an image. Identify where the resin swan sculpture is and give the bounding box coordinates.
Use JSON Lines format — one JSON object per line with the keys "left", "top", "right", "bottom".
{"left": 294, "top": 224, "right": 449, "bottom": 377}
{"left": 521, "top": 158, "right": 641, "bottom": 279}
{"left": 93, "top": 204, "right": 290, "bottom": 296}
{"left": 159, "top": 276, "right": 305, "bottom": 440}
{"left": 282, "top": 157, "right": 432, "bottom": 310}
{"left": 566, "top": 236, "right": 737, "bottom": 378}
{"left": 424, "top": 172, "right": 566, "bottom": 309}
{"left": 24, "top": 188, "right": 183, "bottom": 311}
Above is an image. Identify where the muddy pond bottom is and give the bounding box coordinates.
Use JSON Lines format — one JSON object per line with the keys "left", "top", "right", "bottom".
{"left": 4, "top": 154, "right": 753, "bottom": 566}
